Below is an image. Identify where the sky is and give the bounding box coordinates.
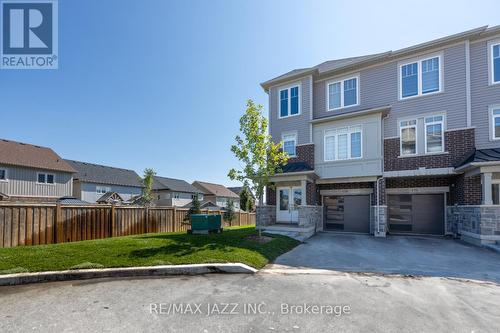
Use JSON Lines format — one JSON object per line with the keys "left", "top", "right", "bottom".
{"left": 1, "top": 0, "right": 499, "bottom": 186}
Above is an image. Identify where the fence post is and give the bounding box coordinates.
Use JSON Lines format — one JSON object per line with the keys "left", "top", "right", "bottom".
{"left": 239, "top": 211, "right": 242, "bottom": 226}
{"left": 111, "top": 204, "right": 116, "bottom": 237}
{"left": 173, "top": 206, "right": 177, "bottom": 232}
{"left": 55, "top": 203, "right": 62, "bottom": 243}
{"left": 145, "top": 206, "right": 149, "bottom": 234}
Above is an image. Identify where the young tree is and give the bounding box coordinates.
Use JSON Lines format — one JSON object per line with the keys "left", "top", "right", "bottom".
{"left": 141, "top": 168, "right": 156, "bottom": 204}
{"left": 228, "top": 100, "right": 289, "bottom": 206}
{"left": 223, "top": 199, "right": 236, "bottom": 225}
{"left": 184, "top": 193, "right": 202, "bottom": 222}
{"left": 240, "top": 185, "right": 255, "bottom": 212}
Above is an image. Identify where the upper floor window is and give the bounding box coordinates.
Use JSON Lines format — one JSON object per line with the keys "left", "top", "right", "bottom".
{"left": 96, "top": 186, "right": 111, "bottom": 194}
{"left": 282, "top": 132, "right": 297, "bottom": 157}
{"left": 327, "top": 76, "right": 359, "bottom": 110}
{"left": 491, "top": 43, "right": 500, "bottom": 84}
{"left": 400, "top": 120, "right": 417, "bottom": 155}
{"left": 37, "top": 173, "right": 55, "bottom": 184}
{"left": 324, "top": 125, "right": 362, "bottom": 161}
{"left": 279, "top": 85, "right": 300, "bottom": 118}
{"left": 0, "top": 169, "right": 6, "bottom": 181}
{"left": 425, "top": 115, "right": 444, "bottom": 153}
{"left": 491, "top": 107, "right": 500, "bottom": 140}
{"left": 400, "top": 55, "right": 441, "bottom": 99}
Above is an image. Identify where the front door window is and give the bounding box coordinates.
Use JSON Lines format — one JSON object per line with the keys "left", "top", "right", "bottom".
{"left": 277, "top": 186, "right": 302, "bottom": 223}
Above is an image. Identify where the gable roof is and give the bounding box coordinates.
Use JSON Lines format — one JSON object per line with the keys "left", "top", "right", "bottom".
{"left": 152, "top": 176, "right": 203, "bottom": 194}
{"left": 0, "top": 139, "right": 75, "bottom": 173}
{"left": 192, "top": 181, "right": 239, "bottom": 198}
{"left": 97, "top": 192, "right": 124, "bottom": 204}
{"left": 261, "top": 25, "right": 495, "bottom": 90}
{"left": 64, "top": 159, "right": 143, "bottom": 188}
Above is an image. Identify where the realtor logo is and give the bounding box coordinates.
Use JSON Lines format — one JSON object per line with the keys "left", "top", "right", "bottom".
{"left": 1, "top": 0, "right": 58, "bottom": 69}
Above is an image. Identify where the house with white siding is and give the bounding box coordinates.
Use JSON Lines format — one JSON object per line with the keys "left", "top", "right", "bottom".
{"left": 0, "top": 139, "right": 75, "bottom": 202}
{"left": 65, "top": 160, "right": 143, "bottom": 203}
{"left": 152, "top": 176, "right": 204, "bottom": 207}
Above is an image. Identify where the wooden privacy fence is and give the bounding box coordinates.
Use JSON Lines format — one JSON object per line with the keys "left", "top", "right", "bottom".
{"left": 0, "top": 203, "right": 256, "bottom": 248}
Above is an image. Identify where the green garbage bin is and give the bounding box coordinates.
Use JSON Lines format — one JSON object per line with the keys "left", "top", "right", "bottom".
{"left": 189, "top": 214, "right": 222, "bottom": 234}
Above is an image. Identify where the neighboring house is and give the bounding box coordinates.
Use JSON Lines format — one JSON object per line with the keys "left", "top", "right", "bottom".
{"left": 65, "top": 160, "right": 143, "bottom": 203}
{"left": 259, "top": 25, "right": 500, "bottom": 245}
{"left": 183, "top": 200, "right": 222, "bottom": 211}
{"left": 192, "top": 181, "right": 240, "bottom": 209}
{"left": 0, "top": 139, "right": 75, "bottom": 202}
{"left": 152, "top": 176, "right": 204, "bottom": 207}
{"left": 228, "top": 186, "right": 257, "bottom": 210}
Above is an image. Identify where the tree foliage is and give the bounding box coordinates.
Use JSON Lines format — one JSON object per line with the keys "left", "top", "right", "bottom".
{"left": 140, "top": 168, "right": 156, "bottom": 204}
{"left": 184, "top": 193, "right": 202, "bottom": 222}
{"left": 228, "top": 100, "right": 289, "bottom": 205}
{"left": 223, "top": 199, "right": 236, "bottom": 224}
{"left": 239, "top": 185, "right": 255, "bottom": 212}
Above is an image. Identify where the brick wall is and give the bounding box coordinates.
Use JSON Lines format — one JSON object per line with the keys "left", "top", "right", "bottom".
{"left": 384, "top": 128, "right": 475, "bottom": 171}
{"left": 288, "top": 144, "right": 314, "bottom": 168}
{"left": 266, "top": 187, "right": 276, "bottom": 206}
{"left": 306, "top": 182, "right": 316, "bottom": 205}
{"left": 450, "top": 174, "right": 482, "bottom": 205}
{"left": 317, "top": 182, "right": 376, "bottom": 204}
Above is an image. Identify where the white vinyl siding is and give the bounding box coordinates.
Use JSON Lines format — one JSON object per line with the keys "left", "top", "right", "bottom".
{"left": 324, "top": 125, "right": 362, "bottom": 161}
{"left": 399, "top": 54, "right": 442, "bottom": 100}
{"left": 326, "top": 76, "right": 359, "bottom": 111}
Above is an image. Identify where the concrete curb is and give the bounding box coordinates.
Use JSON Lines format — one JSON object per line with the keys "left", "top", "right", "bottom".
{"left": 0, "top": 263, "right": 258, "bottom": 286}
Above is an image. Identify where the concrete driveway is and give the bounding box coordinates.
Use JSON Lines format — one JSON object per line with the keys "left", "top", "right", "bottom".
{"left": 271, "top": 233, "right": 500, "bottom": 283}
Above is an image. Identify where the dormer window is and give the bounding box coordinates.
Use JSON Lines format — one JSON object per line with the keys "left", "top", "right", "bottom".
{"left": 279, "top": 85, "right": 300, "bottom": 118}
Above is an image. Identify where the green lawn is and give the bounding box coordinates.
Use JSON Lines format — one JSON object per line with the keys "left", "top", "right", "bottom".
{"left": 0, "top": 227, "right": 300, "bottom": 274}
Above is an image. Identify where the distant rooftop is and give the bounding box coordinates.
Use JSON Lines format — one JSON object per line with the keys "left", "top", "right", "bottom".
{"left": 152, "top": 176, "right": 203, "bottom": 194}
{"left": 192, "top": 181, "right": 239, "bottom": 198}
{"left": 0, "top": 139, "right": 75, "bottom": 173}
{"left": 64, "top": 159, "right": 143, "bottom": 188}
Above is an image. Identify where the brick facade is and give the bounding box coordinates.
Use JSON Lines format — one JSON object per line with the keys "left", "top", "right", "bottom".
{"left": 384, "top": 128, "right": 475, "bottom": 171}
{"left": 450, "top": 174, "right": 482, "bottom": 205}
{"left": 288, "top": 144, "right": 315, "bottom": 168}
{"left": 317, "top": 182, "right": 376, "bottom": 204}
{"left": 266, "top": 187, "right": 276, "bottom": 206}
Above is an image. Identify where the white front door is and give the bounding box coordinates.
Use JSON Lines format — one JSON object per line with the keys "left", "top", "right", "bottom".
{"left": 277, "top": 186, "right": 302, "bottom": 223}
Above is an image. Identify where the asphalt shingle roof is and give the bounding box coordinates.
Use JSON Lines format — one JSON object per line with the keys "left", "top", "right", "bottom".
{"left": 152, "top": 176, "right": 203, "bottom": 193}
{"left": 0, "top": 139, "right": 75, "bottom": 173}
{"left": 281, "top": 162, "right": 314, "bottom": 173}
{"left": 64, "top": 159, "right": 143, "bottom": 188}
{"left": 192, "top": 181, "right": 239, "bottom": 198}
{"left": 456, "top": 148, "right": 500, "bottom": 168}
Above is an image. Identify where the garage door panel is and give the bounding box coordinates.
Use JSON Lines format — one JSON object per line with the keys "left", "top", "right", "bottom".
{"left": 412, "top": 194, "right": 444, "bottom": 235}
{"left": 388, "top": 194, "right": 444, "bottom": 235}
{"left": 324, "top": 195, "right": 370, "bottom": 233}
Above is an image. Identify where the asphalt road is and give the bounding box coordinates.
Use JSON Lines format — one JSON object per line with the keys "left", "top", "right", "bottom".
{"left": 1, "top": 270, "right": 499, "bottom": 332}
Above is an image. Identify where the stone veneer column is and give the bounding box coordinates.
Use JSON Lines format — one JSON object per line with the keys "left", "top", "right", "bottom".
{"left": 482, "top": 172, "right": 493, "bottom": 205}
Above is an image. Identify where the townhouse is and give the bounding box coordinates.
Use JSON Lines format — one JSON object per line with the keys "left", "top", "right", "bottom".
{"left": 192, "top": 181, "right": 240, "bottom": 210}
{"left": 259, "top": 26, "right": 500, "bottom": 245}
{"left": 152, "top": 176, "right": 204, "bottom": 207}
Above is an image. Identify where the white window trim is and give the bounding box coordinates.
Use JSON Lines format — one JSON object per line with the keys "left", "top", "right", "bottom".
{"left": 0, "top": 168, "right": 7, "bottom": 182}
{"left": 278, "top": 83, "right": 301, "bottom": 119}
{"left": 282, "top": 132, "right": 298, "bottom": 157}
{"left": 424, "top": 116, "right": 445, "bottom": 154}
{"left": 36, "top": 172, "right": 56, "bottom": 185}
{"left": 326, "top": 75, "right": 360, "bottom": 111}
{"left": 490, "top": 105, "right": 500, "bottom": 141}
{"left": 323, "top": 125, "right": 363, "bottom": 162}
{"left": 489, "top": 40, "right": 500, "bottom": 86}
{"left": 399, "top": 120, "right": 418, "bottom": 156}
{"left": 398, "top": 53, "right": 443, "bottom": 100}
{"left": 96, "top": 185, "right": 111, "bottom": 194}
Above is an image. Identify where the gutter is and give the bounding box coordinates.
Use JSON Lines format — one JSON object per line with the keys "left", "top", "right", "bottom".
{"left": 310, "top": 105, "right": 391, "bottom": 124}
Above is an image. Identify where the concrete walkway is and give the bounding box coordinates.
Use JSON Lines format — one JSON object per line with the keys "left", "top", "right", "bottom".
{"left": 271, "top": 233, "right": 500, "bottom": 283}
